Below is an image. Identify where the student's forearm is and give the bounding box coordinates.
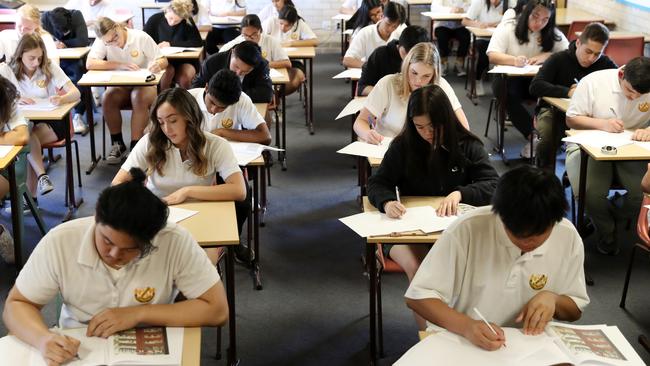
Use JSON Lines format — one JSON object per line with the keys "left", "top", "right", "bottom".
{"left": 455, "top": 109, "right": 470, "bottom": 130}
{"left": 270, "top": 60, "right": 292, "bottom": 69}
{"left": 3, "top": 300, "right": 52, "bottom": 351}
{"left": 553, "top": 295, "right": 582, "bottom": 322}
{"left": 342, "top": 57, "right": 363, "bottom": 69}
{"left": 61, "top": 89, "right": 81, "bottom": 104}
{"left": 0, "top": 125, "right": 29, "bottom": 145}
{"left": 488, "top": 52, "right": 516, "bottom": 66}
{"left": 285, "top": 39, "right": 319, "bottom": 47}
{"left": 405, "top": 298, "right": 473, "bottom": 336}
{"left": 186, "top": 183, "right": 246, "bottom": 202}
{"left": 566, "top": 115, "right": 605, "bottom": 130}
{"left": 353, "top": 115, "right": 372, "bottom": 140}
{"left": 360, "top": 85, "right": 373, "bottom": 96}
{"left": 153, "top": 57, "right": 169, "bottom": 70}
{"left": 135, "top": 298, "right": 228, "bottom": 327}
{"left": 86, "top": 59, "right": 122, "bottom": 70}
{"left": 213, "top": 128, "right": 272, "bottom": 145}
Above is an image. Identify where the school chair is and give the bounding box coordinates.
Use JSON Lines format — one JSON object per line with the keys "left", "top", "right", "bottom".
{"left": 0, "top": 9, "right": 15, "bottom": 32}
{"left": 371, "top": 244, "right": 405, "bottom": 357}
{"left": 567, "top": 20, "right": 604, "bottom": 42}
{"left": 13, "top": 147, "right": 47, "bottom": 236}
{"left": 619, "top": 194, "right": 650, "bottom": 309}
{"left": 605, "top": 36, "right": 644, "bottom": 67}
{"left": 41, "top": 116, "right": 82, "bottom": 208}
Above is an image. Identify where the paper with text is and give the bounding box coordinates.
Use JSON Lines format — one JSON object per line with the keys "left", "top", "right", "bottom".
{"left": 562, "top": 130, "right": 634, "bottom": 149}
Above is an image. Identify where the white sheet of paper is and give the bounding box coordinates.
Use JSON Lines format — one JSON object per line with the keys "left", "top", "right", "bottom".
{"left": 562, "top": 130, "right": 634, "bottom": 149}
{"left": 421, "top": 11, "right": 468, "bottom": 18}
{"left": 337, "top": 140, "right": 390, "bottom": 159}
{"left": 112, "top": 69, "right": 153, "bottom": 79}
{"left": 0, "top": 145, "right": 14, "bottom": 159}
{"left": 210, "top": 15, "right": 243, "bottom": 24}
{"left": 488, "top": 65, "right": 541, "bottom": 75}
{"left": 80, "top": 72, "right": 112, "bottom": 83}
{"left": 270, "top": 68, "right": 284, "bottom": 78}
{"left": 159, "top": 47, "right": 201, "bottom": 56}
{"left": 168, "top": 206, "right": 199, "bottom": 223}
{"left": 336, "top": 97, "right": 367, "bottom": 119}
{"left": 17, "top": 98, "right": 57, "bottom": 111}
{"left": 229, "top": 142, "right": 283, "bottom": 166}
{"left": 333, "top": 68, "right": 362, "bottom": 80}
{"left": 56, "top": 48, "right": 86, "bottom": 58}
{"left": 332, "top": 13, "right": 353, "bottom": 21}
{"left": 339, "top": 205, "right": 454, "bottom": 237}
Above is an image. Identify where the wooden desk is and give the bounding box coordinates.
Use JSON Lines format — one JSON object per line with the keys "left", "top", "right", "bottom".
{"left": 164, "top": 48, "right": 202, "bottom": 60}
{"left": 0, "top": 146, "right": 25, "bottom": 272}
{"left": 56, "top": 47, "right": 91, "bottom": 60}
{"left": 406, "top": 0, "right": 432, "bottom": 20}
{"left": 285, "top": 46, "right": 316, "bottom": 136}
{"left": 270, "top": 68, "right": 290, "bottom": 170}
{"left": 210, "top": 15, "right": 243, "bottom": 26}
{"left": 174, "top": 200, "right": 239, "bottom": 365}
{"left": 182, "top": 327, "right": 201, "bottom": 366}
{"left": 22, "top": 101, "right": 82, "bottom": 221}
{"left": 77, "top": 70, "right": 163, "bottom": 175}
{"left": 362, "top": 196, "right": 443, "bottom": 364}
{"left": 543, "top": 96, "right": 570, "bottom": 112}
{"left": 422, "top": 11, "right": 468, "bottom": 39}
{"left": 555, "top": 8, "right": 615, "bottom": 28}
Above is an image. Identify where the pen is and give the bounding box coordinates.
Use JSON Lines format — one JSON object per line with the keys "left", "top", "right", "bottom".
{"left": 473, "top": 307, "right": 506, "bottom": 347}
{"left": 610, "top": 107, "right": 617, "bottom": 118}
{"left": 367, "top": 115, "right": 376, "bottom": 130}
{"left": 573, "top": 78, "right": 579, "bottom": 84}
{"left": 395, "top": 186, "right": 401, "bottom": 203}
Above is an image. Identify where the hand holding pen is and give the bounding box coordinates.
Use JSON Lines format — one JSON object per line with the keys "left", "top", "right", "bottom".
{"left": 603, "top": 107, "right": 624, "bottom": 133}
{"left": 383, "top": 186, "right": 406, "bottom": 219}
{"left": 464, "top": 307, "right": 506, "bottom": 351}
{"left": 365, "top": 115, "right": 384, "bottom": 145}
{"left": 38, "top": 331, "right": 81, "bottom": 366}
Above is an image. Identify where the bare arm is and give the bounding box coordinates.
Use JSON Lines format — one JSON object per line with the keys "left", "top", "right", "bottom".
{"left": 342, "top": 57, "right": 363, "bottom": 69}
{"left": 283, "top": 39, "right": 319, "bottom": 47}
{"left": 353, "top": 107, "right": 384, "bottom": 144}
{"left": 566, "top": 115, "right": 624, "bottom": 133}
{"left": 269, "top": 59, "right": 292, "bottom": 69}
{"left": 0, "top": 125, "right": 29, "bottom": 146}
{"left": 212, "top": 123, "right": 272, "bottom": 145}
{"left": 487, "top": 51, "right": 521, "bottom": 66}
{"left": 111, "top": 168, "right": 132, "bottom": 186}
{"left": 50, "top": 81, "right": 81, "bottom": 106}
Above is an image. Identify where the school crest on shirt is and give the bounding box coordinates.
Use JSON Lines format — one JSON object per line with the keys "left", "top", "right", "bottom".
{"left": 639, "top": 102, "right": 650, "bottom": 113}
{"left": 36, "top": 79, "right": 47, "bottom": 88}
{"left": 262, "top": 50, "right": 268, "bottom": 59}
{"left": 221, "top": 118, "right": 233, "bottom": 129}
{"left": 529, "top": 274, "right": 547, "bottom": 290}
{"left": 130, "top": 49, "right": 139, "bottom": 58}
{"left": 291, "top": 32, "right": 299, "bottom": 40}
{"left": 134, "top": 287, "right": 155, "bottom": 303}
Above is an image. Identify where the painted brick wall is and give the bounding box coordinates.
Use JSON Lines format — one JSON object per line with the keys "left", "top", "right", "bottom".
{"left": 567, "top": 0, "right": 650, "bottom": 33}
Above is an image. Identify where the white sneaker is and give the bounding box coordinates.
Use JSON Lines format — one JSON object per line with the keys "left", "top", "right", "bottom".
{"left": 73, "top": 114, "right": 88, "bottom": 135}
{"left": 91, "top": 87, "right": 102, "bottom": 106}
{"left": 106, "top": 143, "right": 127, "bottom": 165}
{"left": 455, "top": 64, "right": 467, "bottom": 77}
{"left": 520, "top": 138, "right": 540, "bottom": 159}
{"left": 475, "top": 80, "right": 485, "bottom": 96}
{"left": 37, "top": 174, "right": 54, "bottom": 195}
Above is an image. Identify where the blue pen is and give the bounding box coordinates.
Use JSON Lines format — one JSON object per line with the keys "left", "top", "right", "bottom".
{"left": 367, "top": 115, "right": 376, "bottom": 130}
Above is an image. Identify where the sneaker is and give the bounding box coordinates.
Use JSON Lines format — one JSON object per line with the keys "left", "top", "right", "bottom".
{"left": 234, "top": 244, "right": 255, "bottom": 266}
{"left": 596, "top": 240, "right": 620, "bottom": 256}
{"left": 520, "top": 138, "right": 540, "bottom": 159}
{"left": 4, "top": 197, "right": 37, "bottom": 215}
{"left": 455, "top": 63, "right": 467, "bottom": 77}
{"left": 475, "top": 80, "right": 485, "bottom": 97}
{"left": 106, "top": 143, "right": 127, "bottom": 165}
{"left": 73, "top": 113, "right": 88, "bottom": 135}
{"left": 92, "top": 87, "right": 102, "bottom": 106}
{"left": 441, "top": 62, "right": 448, "bottom": 77}
{"left": 0, "top": 224, "right": 14, "bottom": 264}
{"left": 37, "top": 174, "right": 54, "bottom": 196}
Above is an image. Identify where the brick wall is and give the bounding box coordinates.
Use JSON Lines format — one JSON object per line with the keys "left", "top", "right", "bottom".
{"left": 567, "top": 0, "right": 650, "bottom": 33}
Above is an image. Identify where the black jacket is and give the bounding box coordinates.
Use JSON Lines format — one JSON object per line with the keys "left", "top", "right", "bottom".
{"left": 41, "top": 9, "right": 89, "bottom": 48}
{"left": 191, "top": 50, "right": 273, "bottom": 103}
{"left": 368, "top": 137, "right": 499, "bottom": 212}
{"left": 143, "top": 12, "right": 203, "bottom": 48}
{"left": 529, "top": 40, "right": 617, "bottom": 107}
{"left": 358, "top": 40, "right": 402, "bottom": 96}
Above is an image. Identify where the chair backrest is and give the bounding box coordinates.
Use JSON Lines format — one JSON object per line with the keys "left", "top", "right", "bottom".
{"left": 567, "top": 20, "right": 605, "bottom": 42}
{"left": 636, "top": 195, "right": 650, "bottom": 248}
{"left": 605, "top": 36, "right": 645, "bottom": 67}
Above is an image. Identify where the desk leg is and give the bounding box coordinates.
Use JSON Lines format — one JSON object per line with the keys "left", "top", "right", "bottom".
{"left": 366, "top": 242, "right": 377, "bottom": 365}
{"left": 466, "top": 33, "right": 478, "bottom": 105}
{"left": 63, "top": 112, "right": 83, "bottom": 222}
{"left": 340, "top": 20, "right": 345, "bottom": 58}
{"left": 141, "top": 8, "right": 146, "bottom": 28}
{"left": 84, "top": 86, "right": 101, "bottom": 174}
{"left": 308, "top": 58, "right": 314, "bottom": 135}
{"left": 225, "top": 246, "right": 239, "bottom": 365}
{"left": 251, "top": 165, "right": 262, "bottom": 290}
{"left": 260, "top": 163, "right": 267, "bottom": 227}
{"left": 8, "top": 161, "right": 23, "bottom": 273}
{"left": 281, "top": 86, "right": 287, "bottom": 171}
{"left": 576, "top": 149, "right": 594, "bottom": 286}
{"left": 640, "top": 335, "right": 650, "bottom": 353}
{"left": 495, "top": 74, "right": 509, "bottom": 164}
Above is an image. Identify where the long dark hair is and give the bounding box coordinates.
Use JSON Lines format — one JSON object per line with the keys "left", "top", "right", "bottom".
{"left": 0, "top": 75, "right": 19, "bottom": 129}
{"left": 351, "top": 0, "right": 382, "bottom": 30}
{"left": 514, "top": 0, "right": 560, "bottom": 51}
{"left": 278, "top": 5, "right": 301, "bottom": 26}
{"left": 398, "top": 85, "right": 481, "bottom": 178}
{"left": 485, "top": 0, "right": 504, "bottom": 11}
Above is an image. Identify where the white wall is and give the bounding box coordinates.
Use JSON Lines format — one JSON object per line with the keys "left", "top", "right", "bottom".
{"left": 567, "top": 0, "right": 650, "bottom": 34}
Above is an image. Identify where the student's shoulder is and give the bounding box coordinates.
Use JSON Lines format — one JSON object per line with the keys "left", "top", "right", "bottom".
{"left": 581, "top": 68, "right": 617, "bottom": 85}
{"left": 548, "top": 218, "right": 583, "bottom": 253}
{"left": 444, "top": 206, "right": 495, "bottom": 240}
{"left": 45, "top": 216, "right": 95, "bottom": 245}
{"left": 188, "top": 87, "right": 204, "bottom": 100}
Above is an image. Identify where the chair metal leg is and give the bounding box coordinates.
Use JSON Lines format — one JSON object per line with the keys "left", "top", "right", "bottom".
{"left": 215, "top": 326, "right": 222, "bottom": 359}
{"left": 620, "top": 245, "right": 640, "bottom": 308}
{"left": 376, "top": 264, "right": 385, "bottom": 358}
{"left": 23, "top": 193, "right": 46, "bottom": 236}
{"left": 484, "top": 98, "right": 495, "bottom": 137}
{"left": 73, "top": 141, "right": 82, "bottom": 187}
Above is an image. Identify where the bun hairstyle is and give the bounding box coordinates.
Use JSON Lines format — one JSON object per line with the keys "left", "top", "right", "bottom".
{"left": 169, "top": 0, "right": 194, "bottom": 20}
{"left": 95, "top": 167, "right": 169, "bottom": 258}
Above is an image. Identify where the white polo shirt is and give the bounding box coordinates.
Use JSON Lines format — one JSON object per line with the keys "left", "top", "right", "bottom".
{"left": 566, "top": 68, "right": 650, "bottom": 131}
{"left": 344, "top": 22, "right": 406, "bottom": 62}
{"left": 2, "top": 108, "right": 28, "bottom": 133}
{"left": 487, "top": 19, "right": 568, "bottom": 59}
{"left": 466, "top": 0, "right": 503, "bottom": 24}
{"left": 194, "top": 0, "right": 212, "bottom": 28}
{"left": 364, "top": 73, "right": 462, "bottom": 138}
{"left": 121, "top": 131, "right": 241, "bottom": 197}
{"left": 88, "top": 28, "right": 163, "bottom": 68}
{"left": 65, "top": 0, "right": 112, "bottom": 24}
{"left": 0, "top": 30, "right": 58, "bottom": 64}
{"left": 430, "top": 0, "right": 468, "bottom": 29}
{"left": 263, "top": 18, "right": 317, "bottom": 43}
{"left": 15, "top": 216, "right": 220, "bottom": 329}
{"left": 209, "top": 0, "right": 246, "bottom": 16}
{"left": 188, "top": 88, "right": 265, "bottom": 133}
{"left": 405, "top": 206, "right": 590, "bottom": 332}
{"left": 0, "top": 62, "right": 70, "bottom": 99}
{"left": 341, "top": 0, "right": 363, "bottom": 9}
{"left": 219, "top": 33, "right": 289, "bottom": 63}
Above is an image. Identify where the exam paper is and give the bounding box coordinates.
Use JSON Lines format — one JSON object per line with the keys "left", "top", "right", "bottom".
{"left": 333, "top": 68, "right": 362, "bottom": 80}
{"left": 229, "top": 142, "right": 283, "bottom": 166}
{"left": 17, "top": 98, "right": 57, "bottom": 111}
{"left": 337, "top": 139, "right": 392, "bottom": 159}
{"left": 488, "top": 65, "right": 541, "bottom": 75}
{"left": 336, "top": 97, "right": 366, "bottom": 119}
{"left": 80, "top": 72, "right": 112, "bottom": 83}
{"left": 159, "top": 47, "right": 201, "bottom": 56}
{"left": 339, "top": 206, "right": 458, "bottom": 237}
{"left": 270, "top": 68, "right": 284, "bottom": 78}
{"left": 0, "top": 145, "right": 14, "bottom": 159}
{"left": 562, "top": 130, "right": 634, "bottom": 149}
{"left": 168, "top": 206, "right": 199, "bottom": 223}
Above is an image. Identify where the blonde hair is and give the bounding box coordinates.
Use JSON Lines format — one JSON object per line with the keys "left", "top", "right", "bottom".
{"left": 168, "top": 0, "right": 194, "bottom": 20}
{"left": 394, "top": 42, "right": 441, "bottom": 100}
{"left": 10, "top": 33, "right": 53, "bottom": 85}
{"left": 95, "top": 16, "right": 124, "bottom": 37}
{"left": 17, "top": 5, "right": 43, "bottom": 32}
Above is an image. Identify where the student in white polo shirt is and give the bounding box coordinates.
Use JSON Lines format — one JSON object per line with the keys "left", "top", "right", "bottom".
{"left": 0, "top": 5, "right": 58, "bottom": 64}
{"left": 190, "top": 69, "right": 271, "bottom": 144}
{"left": 342, "top": 1, "right": 406, "bottom": 69}
{"left": 258, "top": 0, "right": 299, "bottom": 24}
{"left": 406, "top": 166, "right": 589, "bottom": 348}
{"left": 565, "top": 57, "right": 650, "bottom": 256}
{"left": 263, "top": 5, "right": 318, "bottom": 48}
{"left": 87, "top": 16, "right": 168, "bottom": 165}
{"left": 487, "top": 0, "right": 568, "bottom": 158}
{"left": 0, "top": 34, "right": 81, "bottom": 200}
{"left": 354, "top": 42, "right": 469, "bottom": 145}
{"left": 64, "top": 0, "right": 113, "bottom": 27}
{"left": 3, "top": 168, "right": 229, "bottom": 366}
{"left": 203, "top": 0, "right": 246, "bottom": 55}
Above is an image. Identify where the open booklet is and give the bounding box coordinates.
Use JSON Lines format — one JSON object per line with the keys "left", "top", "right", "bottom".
{"left": 0, "top": 327, "right": 183, "bottom": 366}
{"left": 17, "top": 98, "right": 57, "bottom": 111}
{"left": 394, "top": 322, "right": 646, "bottom": 366}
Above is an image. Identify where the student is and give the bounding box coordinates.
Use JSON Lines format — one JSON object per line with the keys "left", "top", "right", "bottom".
{"left": 263, "top": 5, "right": 318, "bottom": 48}
{"left": 204, "top": 0, "right": 246, "bottom": 55}
{"left": 358, "top": 25, "right": 430, "bottom": 96}
{"left": 0, "top": 34, "right": 81, "bottom": 200}
{"left": 86, "top": 17, "right": 168, "bottom": 164}
{"left": 0, "top": 5, "right": 58, "bottom": 64}
{"left": 258, "top": 0, "right": 298, "bottom": 24}
{"left": 189, "top": 69, "right": 272, "bottom": 144}
{"left": 487, "top": 0, "right": 568, "bottom": 158}
{"left": 461, "top": 0, "right": 505, "bottom": 96}
{"left": 405, "top": 165, "right": 589, "bottom": 345}
{"left": 342, "top": 1, "right": 407, "bottom": 69}
{"left": 191, "top": 0, "right": 213, "bottom": 32}
{"left": 192, "top": 40, "right": 273, "bottom": 103}
{"left": 529, "top": 23, "right": 616, "bottom": 170}
{"left": 368, "top": 84, "right": 498, "bottom": 330}
{"left": 0, "top": 76, "right": 30, "bottom": 263}
{"left": 430, "top": 0, "right": 470, "bottom": 77}
{"left": 64, "top": 0, "right": 113, "bottom": 27}
{"left": 3, "top": 167, "right": 229, "bottom": 365}
{"left": 348, "top": 0, "right": 383, "bottom": 39}
{"left": 42, "top": 7, "right": 91, "bottom": 134}
{"left": 144, "top": 0, "right": 203, "bottom": 90}
{"left": 354, "top": 42, "right": 469, "bottom": 145}
{"left": 565, "top": 57, "right": 650, "bottom": 256}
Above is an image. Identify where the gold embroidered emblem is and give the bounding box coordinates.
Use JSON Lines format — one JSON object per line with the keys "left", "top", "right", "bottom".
{"left": 291, "top": 33, "right": 299, "bottom": 40}
{"left": 130, "top": 49, "right": 139, "bottom": 58}
{"left": 529, "top": 274, "right": 547, "bottom": 290}
{"left": 221, "top": 118, "right": 233, "bottom": 129}
{"left": 639, "top": 102, "right": 649, "bottom": 113}
{"left": 36, "top": 79, "right": 47, "bottom": 88}
{"left": 262, "top": 50, "right": 268, "bottom": 59}
{"left": 134, "top": 287, "right": 155, "bottom": 303}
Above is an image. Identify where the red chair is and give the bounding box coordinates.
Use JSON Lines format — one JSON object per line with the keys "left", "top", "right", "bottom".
{"left": 619, "top": 195, "right": 650, "bottom": 309}
{"left": 567, "top": 20, "right": 604, "bottom": 42}
{"left": 41, "top": 114, "right": 82, "bottom": 208}
{"left": 605, "top": 36, "right": 645, "bottom": 67}
{"left": 0, "top": 9, "right": 16, "bottom": 32}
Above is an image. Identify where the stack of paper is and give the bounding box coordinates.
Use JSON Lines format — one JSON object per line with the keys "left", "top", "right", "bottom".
{"left": 339, "top": 206, "right": 458, "bottom": 237}
{"left": 488, "top": 64, "right": 541, "bottom": 75}
{"left": 159, "top": 47, "right": 201, "bottom": 56}
{"left": 270, "top": 68, "right": 284, "bottom": 78}
{"left": 337, "top": 138, "right": 392, "bottom": 159}
{"left": 336, "top": 97, "right": 366, "bottom": 119}
{"left": 562, "top": 130, "right": 634, "bottom": 149}
{"left": 229, "top": 142, "right": 283, "bottom": 166}
{"left": 17, "top": 98, "right": 57, "bottom": 111}
{"left": 333, "top": 68, "right": 362, "bottom": 80}
{"left": 0, "top": 145, "right": 14, "bottom": 159}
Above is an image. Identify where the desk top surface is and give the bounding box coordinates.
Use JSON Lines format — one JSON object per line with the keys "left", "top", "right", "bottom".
{"left": 165, "top": 49, "right": 202, "bottom": 59}
{"left": 362, "top": 196, "right": 444, "bottom": 243}
{"left": 407, "top": 0, "right": 432, "bottom": 4}
{"left": 466, "top": 26, "right": 495, "bottom": 38}
{"left": 285, "top": 46, "right": 316, "bottom": 59}
{"left": 271, "top": 68, "right": 290, "bottom": 84}
{"left": 174, "top": 201, "right": 240, "bottom": 247}
{"left": 182, "top": 327, "right": 201, "bottom": 366}
{"left": 56, "top": 47, "right": 91, "bottom": 60}
{"left": 422, "top": 11, "right": 467, "bottom": 20}
{"left": 0, "top": 146, "right": 24, "bottom": 170}
{"left": 567, "top": 129, "right": 650, "bottom": 161}
{"left": 542, "top": 97, "right": 570, "bottom": 113}
{"left": 20, "top": 101, "right": 79, "bottom": 121}
{"left": 78, "top": 70, "right": 164, "bottom": 87}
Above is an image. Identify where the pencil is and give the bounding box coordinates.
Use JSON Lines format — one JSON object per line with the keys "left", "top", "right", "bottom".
{"left": 473, "top": 307, "right": 506, "bottom": 347}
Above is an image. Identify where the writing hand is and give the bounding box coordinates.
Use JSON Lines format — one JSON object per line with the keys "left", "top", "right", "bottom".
{"left": 463, "top": 319, "right": 506, "bottom": 351}
{"left": 601, "top": 118, "right": 624, "bottom": 133}
{"left": 38, "top": 332, "right": 80, "bottom": 366}
{"left": 514, "top": 56, "right": 528, "bottom": 67}
{"left": 158, "top": 41, "right": 170, "bottom": 48}
{"left": 384, "top": 201, "right": 407, "bottom": 219}
{"left": 19, "top": 97, "right": 36, "bottom": 105}
{"left": 365, "top": 130, "right": 384, "bottom": 145}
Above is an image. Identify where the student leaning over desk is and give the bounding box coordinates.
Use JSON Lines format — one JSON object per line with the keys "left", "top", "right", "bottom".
{"left": 3, "top": 168, "right": 229, "bottom": 366}
{"left": 354, "top": 42, "right": 470, "bottom": 145}
{"left": 565, "top": 57, "right": 650, "bottom": 256}
{"left": 430, "top": 0, "right": 471, "bottom": 77}
{"left": 0, "top": 5, "right": 58, "bottom": 64}
{"left": 204, "top": 0, "right": 246, "bottom": 55}
{"left": 368, "top": 84, "right": 498, "bottom": 331}
{"left": 405, "top": 166, "right": 588, "bottom": 350}
{"left": 347, "top": 0, "right": 383, "bottom": 39}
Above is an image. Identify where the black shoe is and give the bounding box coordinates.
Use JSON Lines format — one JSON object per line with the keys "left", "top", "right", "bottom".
{"left": 596, "top": 240, "right": 620, "bottom": 256}
{"left": 234, "top": 244, "right": 255, "bottom": 266}
{"left": 262, "top": 150, "right": 274, "bottom": 168}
